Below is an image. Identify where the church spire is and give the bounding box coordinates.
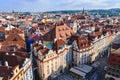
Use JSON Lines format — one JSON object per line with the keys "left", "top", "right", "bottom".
{"left": 12, "top": 10, "right": 15, "bottom": 13}
{"left": 82, "top": 8, "right": 85, "bottom": 14}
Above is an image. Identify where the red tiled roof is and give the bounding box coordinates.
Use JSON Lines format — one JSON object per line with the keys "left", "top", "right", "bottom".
{"left": 0, "top": 66, "right": 13, "bottom": 80}
{"left": 29, "top": 34, "right": 42, "bottom": 41}
{"left": 30, "top": 23, "right": 55, "bottom": 34}
{"left": 0, "top": 27, "right": 25, "bottom": 49}
{"left": 41, "top": 48, "right": 49, "bottom": 55}
{"left": 90, "top": 31, "right": 102, "bottom": 37}
{"left": 32, "top": 43, "right": 38, "bottom": 47}
{"left": 69, "top": 35, "right": 90, "bottom": 49}
{"left": 0, "top": 40, "right": 25, "bottom": 48}
{"left": 108, "top": 53, "right": 120, "bottom": 65}
{"left": 44, "top": 25, "right": 73, "bottom": 41}
{"left": 0, "top": 51, "right": 29, "bottom": 59}
{"left": 5, "top": 28, "right": 24, "bottom": 35}
{"left": 36, "top": 45, "right": 43, "bottom": 51}
{"left": 73, "top": 15, "right": 86, "bottom": 19}
{"left": 76, "top": 36, "right": 90, "bottom": 49}
{"left": 6, "top": 34, "right": 24, "bottom": 41}
{"left": 0, "top": 50, "right": 29, "bottom": 79}
{"left": 53, "top": 39, "right": 66, "bottom": 50}
{"left": 5, "top": 55, "right": 24, "bottom": 67}
{"left": 0, "top": 27, "right": 5, "bottom": 32}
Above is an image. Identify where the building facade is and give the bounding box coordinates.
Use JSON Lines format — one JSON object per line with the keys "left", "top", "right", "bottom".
{"left": 32, "top": 39, "right": 73, "bottom": 80}
{"left": 0, "top": 48, "right": 33, "bottom": 80}
{"left": 105, "top": 42, "right": 120, "bottom": 80}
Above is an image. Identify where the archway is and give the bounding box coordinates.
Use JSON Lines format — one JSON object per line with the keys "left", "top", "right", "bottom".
{"left": 109, "top": 77, "right": 115, "bottom": 80}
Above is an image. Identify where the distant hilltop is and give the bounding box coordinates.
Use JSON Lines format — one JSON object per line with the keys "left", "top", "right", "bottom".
{"left": 44, "top": 8, "right": 120, "bottom": 15}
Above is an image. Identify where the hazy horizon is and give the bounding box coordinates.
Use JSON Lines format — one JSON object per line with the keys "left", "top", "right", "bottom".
{"left": 1, "top": 0, "right": 120, "bottom": 12}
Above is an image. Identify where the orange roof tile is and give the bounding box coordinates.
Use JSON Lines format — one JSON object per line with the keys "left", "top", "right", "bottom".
{"left": 73, "top": 15, "right": 86, "bottom": 19}
{"left": 108, "top": 53, "right": 120, "bottom": 65}
{"left": 44, "top": 25, "right": 73, "bottom": 41}
{"left": 41, "top": 48, "right": 49, "bottom": 55}
{"left": 53, "top": 39, "right": 65, "bottom": 50}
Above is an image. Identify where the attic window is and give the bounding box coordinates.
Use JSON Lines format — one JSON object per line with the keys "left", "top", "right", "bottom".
{"left": 59, "top": 29, "right": 61, "bottom": 31}
{"left": 13, "top": 37, "right": 17, "bottom": 41}
{"left": 83, "top": 44, "right": 85, "bottom": 47}
{"left": 86, "top": 43, "right": 88, "bottom": 46}
{"left": 66, "top": 33, "right": 69, "bottom": 36}
{"left": 66, "top": 28, "right": 69, "bottom": 30}
{"left": 7, "top": 32, "right": 9, "bottom": 34}
{"left": 16, "top": 69, "right": 18, "bottom": 73}
{"left": 118, "top": 60, "right": 120, "bottom": 63}
{"left": 60, "top": 34, "right": 62, "bottom": 38}
{"left": 80, "top": 43, "right": 83, "bottom": 47}
{"left": 12, "top": 31, "right": 14, "bottom": 33}
{"left": 111, "top": 59, "right": 116, "bottom": 61}
{"left": 2, "top": 72, "right": 5, "bottom": 76}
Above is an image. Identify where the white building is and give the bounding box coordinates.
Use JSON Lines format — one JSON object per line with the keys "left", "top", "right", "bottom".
{"left": 32, "top": 39, "right": 73, "bottom": 80}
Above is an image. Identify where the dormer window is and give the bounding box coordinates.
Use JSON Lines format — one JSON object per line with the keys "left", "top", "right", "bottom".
{"left": 66, "top": 33, "right": 69, "bottom": 37}
{"left": 80, "top": 43, "right": 83, "bottom": 47}
{"left": 16, "top": 69, "right": 18, "bottom": 73}
{"left": 59, "top": 29, "right": 61, "bottom": 31}
{"left": 83, "top": 44, "right": 85, "bottom": 47}
{"left": 60, "top": 34, "right": 62, "bottom": 38}
{"left": 86, "top": 43, "right": 88, "bottom": 46}
{"left": 13, "top": 37, "right": 17, "bottom": 41}
{"left": 98, "top": 35, "right": 101, "bottom": 39}
{"left": 66, "top": 28, "right": 69, "bottom": 30}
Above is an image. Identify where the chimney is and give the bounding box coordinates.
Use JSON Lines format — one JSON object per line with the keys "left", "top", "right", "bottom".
{"left": 64, "top": 23, "right": 66, "bottom": 26}
{"left": 93, "top": 32, "right": 95, "bottom": 35}
{"left": 13, "top": 47, "right": 16, "bottom": 52}
{"left": 4, "top": 61, "right": 9, "bottom": 66}
{"left": 36, "top": 41, "right": 38, "bottom": 43}
{"left": 54, "top": 38, "right": 57, "bottom": 42}
{"left": 41, "top": 38, "right": 44, "bottom": 44}
{"left": 44, "top": 46, "right": 47, "bottom": 48}
{"left": 38, "top": 40, "right": 42, "bottom": 45}
{"left": 6, "top": 53, "right": 9, "bottom": 55}
{"left": 58, "top": 37, "right": 61, "bottom": 40}
{"left": 12, "top": 53, "right": 15, "bottom": 56}
{"left": 16, "top": 44, "right": 18, "bottom": 48}
{"left": 44, "top": 26, "right": 46, "bottom": 31}
{"left": 0, "top": 44, "right": 1, "bottom": 50}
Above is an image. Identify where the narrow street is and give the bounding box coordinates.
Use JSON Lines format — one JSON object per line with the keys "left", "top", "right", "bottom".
{"left": 93, "top": 53, "right": 108, "bottom": 80}
{"left": 34, "top": 69, "right": 41, "bottom": 80}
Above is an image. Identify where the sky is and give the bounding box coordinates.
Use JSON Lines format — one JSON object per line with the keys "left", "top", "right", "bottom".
{"left": 0, "top": 0, "right": 120, "bottom": 12}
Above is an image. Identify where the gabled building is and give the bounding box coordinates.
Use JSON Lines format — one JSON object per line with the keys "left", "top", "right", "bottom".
{"left": 32, "top": 24, "right": 73, "bottom": 80}
{"left": 0, "top": 47, "right": 33, "bottom": 80}
{"left": 0, "top": 26, "right": 25, "bottom": 49}
{"left": 32, "top": 39, "right": 73, "bottom": 80}
{"left": 105, "top": 44, "right": 120, "bottom": 80}
{"left": 43, "top": 24, "right": 73, "bottom": 41}
{"left": 70, "top": 35, "right": 93, "bottom": 66}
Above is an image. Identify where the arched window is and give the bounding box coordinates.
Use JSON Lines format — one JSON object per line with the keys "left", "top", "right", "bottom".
{"left": 109, "top": 77, "right": 115, "bottom": 80}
